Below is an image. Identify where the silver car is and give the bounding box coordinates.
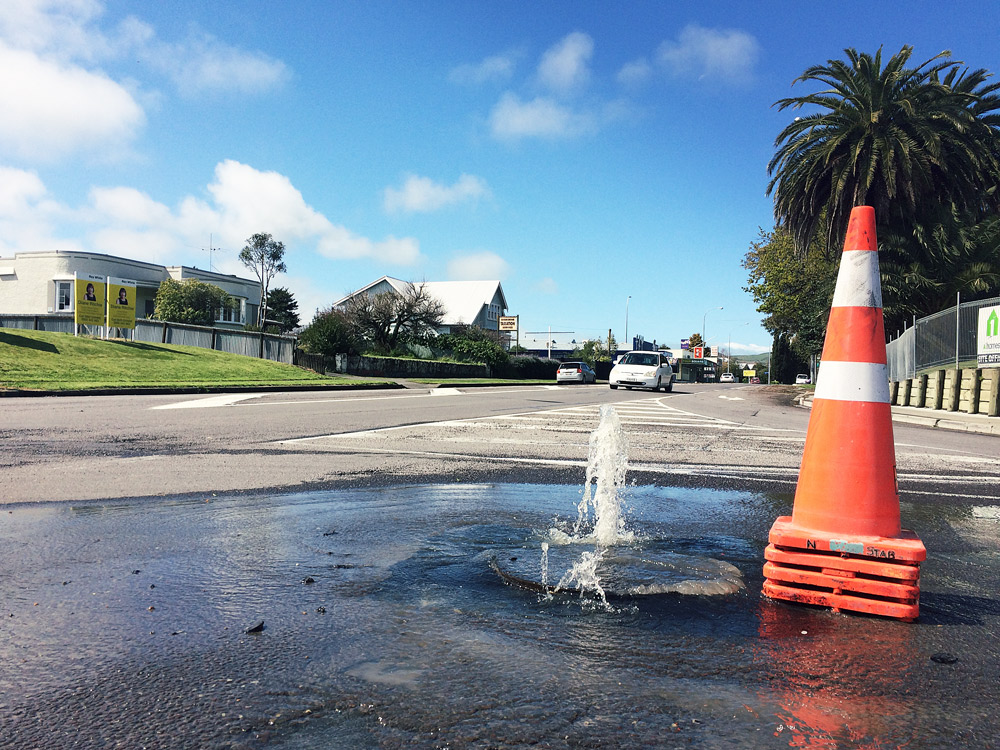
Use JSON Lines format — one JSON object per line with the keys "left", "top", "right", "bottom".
{"left": 609, "top": 351, "right": 673, "bottom": 392}
{"left": 556, "top": 361, "right": 597, "bottom": 384}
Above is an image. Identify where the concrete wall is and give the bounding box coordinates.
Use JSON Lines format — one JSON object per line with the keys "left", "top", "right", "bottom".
{"left": 892, "top": 367, "right": 1000, "bottom": 417}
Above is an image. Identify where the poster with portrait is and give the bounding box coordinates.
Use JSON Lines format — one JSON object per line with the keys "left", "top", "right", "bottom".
{"left": 74, "top": 273, "right": 106, "bottom": 327}
{"left": 107, "top": 277, "right": 137, "bottom": 330}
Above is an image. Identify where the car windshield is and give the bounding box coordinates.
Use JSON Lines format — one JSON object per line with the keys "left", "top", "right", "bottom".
{"left": 621, "top": 353, "right": 658, "bottom": 366}
{"left": 560, "top": 363, "right": 582, "bottom": 369}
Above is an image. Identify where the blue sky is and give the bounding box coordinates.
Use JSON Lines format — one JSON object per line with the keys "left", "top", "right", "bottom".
{"left": 3, "top": 1, "right": 998, "bottom": 354}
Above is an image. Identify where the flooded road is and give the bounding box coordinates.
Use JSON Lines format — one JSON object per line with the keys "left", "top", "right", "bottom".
{"left": 3, "top": 481, "right": 999, "bottom": 749}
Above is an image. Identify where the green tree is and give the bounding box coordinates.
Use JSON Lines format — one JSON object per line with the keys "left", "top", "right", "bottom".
{"left": 264, "top": 287, "right": 300, "bottom": 332}
{"left": 298, "top": 307, "right": 359, "bottom": 357}
{"left": 768, "top": 46, "right": 1000, "bottom": 255}
{"left": 436, "top": 326, "right": 510, "bottom": 372}
{"left": 743, "top": 226, "right": 839, "bottom": 363}
{"left": 239, "top": 233, "right": 287, "bottom": 328}
{"left": 571, "top": 338, "right": 615, "bottom": 367}
{"left": 687, "top": 333, "right": 704, "bottom": 349}
{"left": 344, "top": 282, "right": 445, "bottom": 354}
{"left": 152, "top": 278, "right": 233, "bottom": 326}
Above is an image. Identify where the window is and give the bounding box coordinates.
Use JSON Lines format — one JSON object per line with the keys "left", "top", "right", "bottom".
{"left": 56, "top": 281, "right": 72, "bottom": 311}
{"left": 217, "top": 298, "right": 245, "bottom": 324}
{"left": 487, "top": 303, "right": 500, "bottom": 321}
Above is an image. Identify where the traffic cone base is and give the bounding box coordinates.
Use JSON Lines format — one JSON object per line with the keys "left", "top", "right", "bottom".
{"left": 763, "top": 580, "right": 919, "bottom": 621}
{"left": 768, "top": 516, "right": 926, "bottom": 563}
{"left": 762, "top": 205, "right": 925, "bottom": 621}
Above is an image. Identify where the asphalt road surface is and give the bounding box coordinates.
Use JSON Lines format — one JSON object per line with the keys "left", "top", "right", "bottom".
{"left": 2, "top": 382, "right": 997, "bottom": 504}
{"left": 2, "top": 383, "right": 1000, "bottom": 749}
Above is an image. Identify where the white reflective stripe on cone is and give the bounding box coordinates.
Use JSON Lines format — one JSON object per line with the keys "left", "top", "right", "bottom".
{"left": 814, "top": 361, "right": 890, "bottom": 403}
{"left": 831, "top": 251, "right": 883, "bottom": 309}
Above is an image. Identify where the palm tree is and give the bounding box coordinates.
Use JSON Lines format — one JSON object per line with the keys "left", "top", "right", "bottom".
{"left": 767, "top": 46, "right": 1000, "bottom": 254}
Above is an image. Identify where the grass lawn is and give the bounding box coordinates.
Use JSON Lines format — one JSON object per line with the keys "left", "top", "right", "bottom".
{"left": 0, "top": 329, "right": 386, "bottom": 392}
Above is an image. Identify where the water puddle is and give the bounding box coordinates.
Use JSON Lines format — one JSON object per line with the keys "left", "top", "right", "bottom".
{"left": 2, "top": 408, "right": 999, "bottom": 747}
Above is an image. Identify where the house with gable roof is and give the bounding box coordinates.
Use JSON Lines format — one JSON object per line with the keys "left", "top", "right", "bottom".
{"left": 334, "top": 276, "right": 508, "bottom": 334}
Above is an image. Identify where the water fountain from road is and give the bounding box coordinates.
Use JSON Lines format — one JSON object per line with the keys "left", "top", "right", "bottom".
{"left": 491, "top": 405, "right": 745, "bottom": 603}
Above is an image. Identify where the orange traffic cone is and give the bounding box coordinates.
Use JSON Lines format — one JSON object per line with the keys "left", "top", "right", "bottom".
{"left": 763, "top": 206, "right": 926, "bottom": 621}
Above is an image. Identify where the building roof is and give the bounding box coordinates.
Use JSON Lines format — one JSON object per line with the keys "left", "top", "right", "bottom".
{"left": 335, "top": 276, "right": 506, "bottom": 326}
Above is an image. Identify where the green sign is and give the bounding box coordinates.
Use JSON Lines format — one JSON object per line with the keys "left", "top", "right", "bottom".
{"left": 978, "top": 306, "right": 1000, "bottom": 367}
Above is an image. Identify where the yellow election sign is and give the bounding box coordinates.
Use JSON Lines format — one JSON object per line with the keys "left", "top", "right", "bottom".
{"left": 107, "top": 277, "right": 137, "bottom": 330}
{"left": 74, "top": 273, "right": 106, "bottom": 327}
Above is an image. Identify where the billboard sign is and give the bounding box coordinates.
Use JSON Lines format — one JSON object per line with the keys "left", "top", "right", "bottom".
{"left": 680, "top": 338, "right": 690, "bottom": 350}
{"left": 979, "top": 306, "right": 1000, "bottom": 367}
{"left": 499, "top": 315, "right": 518, "bottom": 331}
{"left": 691, "top": 346, "right": 703, "bottom": 359}
{"left": 107, "top": 277, "right": 137, "bottom": 330}
{"left": 74, "top": 273, "right": 106, "bottom": 327}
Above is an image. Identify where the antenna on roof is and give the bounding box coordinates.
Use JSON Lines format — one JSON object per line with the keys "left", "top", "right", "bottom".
{"left": 201, "top": 233, "right": 227, "bottom": 272}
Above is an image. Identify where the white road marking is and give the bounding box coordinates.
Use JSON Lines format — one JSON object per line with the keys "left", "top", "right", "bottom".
{"left": 151, "top": 393, "right": 265, "bottom": 410}
{"left": 718, "top": 395, "right": 744, "bottom": 401}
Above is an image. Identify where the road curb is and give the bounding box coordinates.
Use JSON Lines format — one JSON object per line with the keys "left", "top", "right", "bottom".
{"left": 796, "top": 392, "right": 1000, "bottom": 436}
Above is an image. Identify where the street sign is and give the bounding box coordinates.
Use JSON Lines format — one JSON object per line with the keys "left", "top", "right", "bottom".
{"left": 979, "top": 305, "right": 1000, "bottom": 367}
{"left": 499, "top": 315, "right": 518, "bottom": 331}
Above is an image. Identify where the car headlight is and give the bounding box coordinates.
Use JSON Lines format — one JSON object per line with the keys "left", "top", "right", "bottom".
{"left": 644, "top": 369, "right": 657, "bottom": 377}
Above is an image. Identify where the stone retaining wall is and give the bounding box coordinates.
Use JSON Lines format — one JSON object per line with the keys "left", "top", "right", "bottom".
{"left": 891, "top": 367, "right": 1000, "bottom": 417}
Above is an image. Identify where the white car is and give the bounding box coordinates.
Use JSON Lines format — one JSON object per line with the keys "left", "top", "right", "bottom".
{"left": 795, "top": 373, "right": 812, "bottom": 385}
{"left": 609, "top": 351, "right": 673, "bottom": 392}
{"left": 719, "top": 372, "right": 736, "bottom": 383}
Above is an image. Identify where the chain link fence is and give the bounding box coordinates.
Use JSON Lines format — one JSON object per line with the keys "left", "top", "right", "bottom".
{"left": 887, "top": 295, "right": 1000, "bottom": 381}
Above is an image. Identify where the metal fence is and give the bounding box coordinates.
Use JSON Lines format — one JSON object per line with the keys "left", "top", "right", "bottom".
{"left": 1, "top": 314, "right": 296, "bottom": 364}
{"left": 886, "top": 295, "right": 1000, "bottom": 381}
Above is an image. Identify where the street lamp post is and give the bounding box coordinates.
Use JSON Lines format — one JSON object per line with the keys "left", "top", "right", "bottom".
{"left": 625, "top": 295, "right": 631, "bottom": 351}
{"left": 703, "top": 306, "right": 722, "bottom": 351}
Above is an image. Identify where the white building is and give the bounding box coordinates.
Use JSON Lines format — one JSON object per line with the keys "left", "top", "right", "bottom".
{"left": 335, "top": 276, "right": 508, "bottom": 333}
{"left": 0, "top": 250, "right": 262, "bottom": 329}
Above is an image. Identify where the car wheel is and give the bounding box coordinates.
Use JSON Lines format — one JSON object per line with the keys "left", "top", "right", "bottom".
{"left": 610, "top": 384, "right": 618, "bottom": 389}
{"left": 666, "top": 381, "right": 673, "bottom": 392}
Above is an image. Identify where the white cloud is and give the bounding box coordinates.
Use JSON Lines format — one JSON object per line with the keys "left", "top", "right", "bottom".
{"left": 447, "top": 251, "right": 510, "bottom": 281}
{"left": 0, "top": 0, "right": 110, "bottom": 62}
{"left": 0, "top": 41, "right": 145, "bottom": 161}
{"left": 0, "top": 164, "right": 80, "bottom": 254}
{"left": 537, "top": 31, "right": 593, "bottom": 95}
{"left": 449, "top": 53, "right": 516, "bottom": 85}
{"left": 730, "top": 341, "right": 770, "bottom": 355}
{"left": 534, "top": 277, "right": 558, "bottom": 295}
{"left": 144, "top": 28, "right": 290, "bottom": 97}
{"left": 383, "top": 173, "right": 491, "bottom": 214}
{"left": 656, "top": 24, "right": 760, "bottom": 82}
{"left": 490, "top": 92, "right": 596, "bottom": 140}
{"left": 0, "top": 160, "right": 421, "bottom": 267}
{"left": 0, "top": 165, "right": 47, "bottom": 215}
{"left": 0, "top": 1, "right": 289, "bottom": 163}
{"left": 617, "top": 58, "right": 652, "bottom": 86}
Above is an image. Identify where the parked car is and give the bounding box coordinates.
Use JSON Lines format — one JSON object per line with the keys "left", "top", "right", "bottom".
{"left": 719, "top": 372, "right": 736, "bottom": 383}
{"left": 795, "top": 373, "right": 812, "bottom": 384}
{"left": 556, "top": 361, "right": 597, "bottom": 384}
{"left": 609, "top": 351, "right": 673, "bottom": 392}
{"left": 750, "top": 376, "right": 761, "bottom": 384}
